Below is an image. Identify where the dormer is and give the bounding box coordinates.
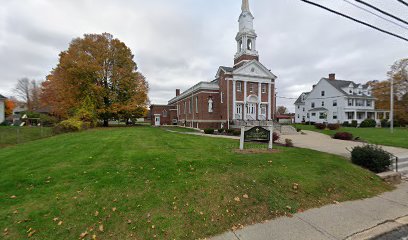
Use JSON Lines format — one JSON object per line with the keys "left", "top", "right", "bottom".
{"left": 348, "top": 83, "right": 354, "bottom": 95}
{"left": 357, "top": 84, "right": 363, "bottom": 95}
{"left": 366, "top": 86, "right": 372, "bottom": 96}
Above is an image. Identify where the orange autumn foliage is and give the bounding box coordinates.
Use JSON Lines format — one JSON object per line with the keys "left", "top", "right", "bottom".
{"left": 5, "top": 99, "right": 15, "bottom": 117}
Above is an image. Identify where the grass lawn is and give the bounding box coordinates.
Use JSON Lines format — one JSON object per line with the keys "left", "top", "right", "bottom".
{"left": 294, "top": 124, "right": 408, "bottom": 149}
{"left": 0, "top": 127, "right": 392, "bottom": 240}
{"left": 160, "top": 126, "right": 200, "bottom": 133}
{"left": 0, "top": 126, "right": 54, "bottom": 148}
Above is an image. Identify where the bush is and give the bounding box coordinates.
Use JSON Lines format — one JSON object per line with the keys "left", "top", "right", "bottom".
{"left": 381, "top": 119, "right": 389, "bottom": 128}
{"left": 204, "top": 128, "right": 215, "bottom": 134}
{"left": 315, "top": 123, "right": 326, "bottom": 130}
{"left": 273, "top": 132, "right": 280, "bottom": 143}
{"left": 342, "top": 121, "right": 350, "bottom": 127}
{"left": 296, "top": 128, "right": 301, "bottom": 132}
{"left": 360, "top": 119, "right": 377, "bottom": 128}
{"left": 333, "top": 132, "right": 353, "bottom": 141}
{"left": 218, "top": 129, "right": 225, "bottom": 134}
{"left": 327, "top": 123, "right": 340, "bottom": 130}
{"left": 285, "top": 139, "right": 294, "bottom": 147}
{"left": 53, "top": 118, "right": 83, "bottom": 134}
{"left": 39, "top": 114, "right": 59, "bottom": 127}
{"left": 226, "top": 129, "right": 235, "bottom": 135}
{"left": 232, "top": 130, "right": 241, "bottom": 136}
{"left": 351, "top": 145, "right": 392, "bottom": 173}
{"left": 351, "top": 120, "right": 358, "bottom": 128}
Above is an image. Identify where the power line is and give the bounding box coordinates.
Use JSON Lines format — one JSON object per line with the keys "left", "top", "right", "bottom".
{"left": 355, "top": 0, "right": 408, "bottom": 26}
{"left": 343, "top": 0, "right": 408, "bottom": 31}
{"left": 300, "top": 0, "right": 408, "bottom": 42}
{"left": 397, "top": 0, "right": 408, "bottom": 7}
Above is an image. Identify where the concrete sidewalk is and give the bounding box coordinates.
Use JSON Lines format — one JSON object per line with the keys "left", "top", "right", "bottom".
{"left": 211, "top": 182, "right": 408, "bottom": 240}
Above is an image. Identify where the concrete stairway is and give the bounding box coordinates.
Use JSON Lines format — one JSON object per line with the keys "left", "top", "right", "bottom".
{"left": 396, "top": 158, "right": 408, "bottom": 176}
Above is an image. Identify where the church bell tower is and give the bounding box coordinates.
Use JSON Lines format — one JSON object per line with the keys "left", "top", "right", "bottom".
{"left": 234, "top": 0, "right": 259, "bottom": 67}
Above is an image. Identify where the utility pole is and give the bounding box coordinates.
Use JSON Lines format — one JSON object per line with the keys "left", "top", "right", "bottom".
{"left": 390, "top": 78, "right": 394, "bottom": 133}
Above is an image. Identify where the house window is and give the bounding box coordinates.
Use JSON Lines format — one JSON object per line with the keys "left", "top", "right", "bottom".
{"left": 348, "top": 99, "right": 353, "bottom": 106}
{"left": 312, "top": 113, "right": 316, "bottom": 117}
{"left": 366, "top": 100, "right": 372, "bottom": 107}
{"left": 195, "top": 97, "right": 198, "bottom": 113}
{"left": 261, "top": 105, "right": 266, "bottom": 115}
{"left": 333, "top": 100, "right": 337, "bottom": 107}
{"left": 163, "top": 110, "right": 167, "bottom": 117}
{"left": 184, "top": 101, "right": 187, "bottom": 114}
{"left": 261, "top": 84, "right": 266, "bottom": 93}
{"left": 221, "top": 92, "right": 224, "bottom": 103}
{"left": 367, "top": 91, "right": 372, "bottom": 96}
{"left": 298, "top": 105, "right": 300, "bottom": 109}
{"left": 303, "top": 108, "right": 305, "bottom": 112}
{"left": 297, "top": 114, "right": 300, "bottom": 119}
{"left": 356, "top": 99, "right": 364, "bottom": 107}
{"left": 333, "top": 112, "right": 338, "bottom": 120}
{"left": 349, "top": 90, "right": 353, "bottom": 94}
{"left": 321, "top": 91, "right": 325, "bottom": 96}
{"left": 347, "top": 112, "right": 354, "bottom": 120}
{"left": 307, "top": 113, "right": 310, "bottom": 118}
{"left": 311, "top": 102, "right": 315, "bottom": 108}
{"left": 188, "top": 101, "right": 191, "bottom": 114}
{"left": 319, "top": 112, "right": 326, "bottom": 119}
{"left": 321, "top": 101, "right": 325, "bottom": 107}
{"left": 208, "top": 98, "right": 214, "bottom": 113}
{"left": 237, "top": 82, "right": 242, "bottom": 92}
{"left": 249, "top": 83, "right": 254, "bottom": 92}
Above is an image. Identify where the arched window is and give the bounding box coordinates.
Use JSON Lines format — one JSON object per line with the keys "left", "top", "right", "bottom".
{"left": 208, "top": 98, "right": 214, "bottom": 113}
{"left": 163, "top": 110, "right": 167, "bottom": 117}
{"left": 247, "top": 39, "right": 252, "bottom": 50}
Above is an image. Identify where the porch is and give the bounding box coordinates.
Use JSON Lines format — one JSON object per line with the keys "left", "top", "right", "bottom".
{"left": 344, "top": 110, "right": 390, "bottom": 124}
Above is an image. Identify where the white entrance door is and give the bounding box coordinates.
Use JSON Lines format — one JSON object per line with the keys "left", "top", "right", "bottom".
{"left": 154, "top": 115, "right": 160, "bottom": 126}
{"left": 247, "top": 103, "right": 256, "bottom": 120}
{"left": 236, "top": 104, "right": 243, "bottom": 119}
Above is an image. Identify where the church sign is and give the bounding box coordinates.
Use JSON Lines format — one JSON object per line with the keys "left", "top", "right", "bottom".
{"left": 244, "top": 127, "right": 270, "bottom": 142}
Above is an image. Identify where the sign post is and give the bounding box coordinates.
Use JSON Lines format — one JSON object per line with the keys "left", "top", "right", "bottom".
{"left": 240, "top": 126, "right": 245, "bottom": 150}
{"left": 239, "top": 126, "right": 272, "bottom": 150}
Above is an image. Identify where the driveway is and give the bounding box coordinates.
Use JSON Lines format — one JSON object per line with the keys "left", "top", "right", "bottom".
{"left": 278, "top": 130, "right": 408, "bottom": 159}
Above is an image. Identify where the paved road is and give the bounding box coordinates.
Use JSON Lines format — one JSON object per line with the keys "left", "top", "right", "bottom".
{"left": 211, "top": 183, "right": 408, "bottom": 240}
{"left": 372, "top": 225, "right": 408, "bottom": 240}
{"left": 278, "top": 130, "right": 408, "bottom": 159}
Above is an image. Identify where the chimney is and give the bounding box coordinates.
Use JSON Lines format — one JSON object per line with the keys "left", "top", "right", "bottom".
{"left": 329, "top": 73, "right": 336, "bottom": 80}
{"left": 176, "top": 89, "right": 180, "bottom": 96}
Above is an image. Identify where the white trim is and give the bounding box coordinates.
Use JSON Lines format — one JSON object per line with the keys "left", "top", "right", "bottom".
{"left": 244, "top": 81, "right": 247, "bottom": 120}
{"left": 169, "top": 82, "right": 219, "bottom": 104}
{"left": 233, "top": 80, "right": 237, "bottom": 119}
{"left": 268, "top": 83, "right": 272, "bottom": 120}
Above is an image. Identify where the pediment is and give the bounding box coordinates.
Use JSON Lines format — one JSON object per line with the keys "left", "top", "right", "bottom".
{"left": 233, "top": 60, "right": 276, "bottom": 79}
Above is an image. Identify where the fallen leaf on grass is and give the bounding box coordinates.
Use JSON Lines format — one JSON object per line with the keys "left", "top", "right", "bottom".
{"left": 28, "top": 230, "right": 36, "bottom": 237}
{"left": 98, "top": 225, "right": 104, "bottom": 232}
{"left": 58, "top": 221, "right": 63, "bottom": 226}
{"left": 243, "top": 194, "right": 249, "bottom": 199}
{"left": 80, "top": 231, "right": 88, "bottom": 239}
{"left": 95, "top": 211, "right": 99, "bottom": 217}
{"left": 53, "top": 217, "right": 59, "bottom": 222}
{"left": 234, "top": 197, "right": 240, "bottom": 202}
{"left": 92, "top": 234, "right": 97, "bottom": 240}
{"left": 10, "top": 195, "right": 16, "bottom": 199}
{"left": 112, "top": 207, "right": 117, "bottom": 212}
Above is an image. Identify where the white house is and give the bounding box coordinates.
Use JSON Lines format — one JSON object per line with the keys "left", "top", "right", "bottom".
{"left": 0, "top": 94, "right": 6, "bottom": 124}
{"left": 294, "top": 74, "right": 389, "bottom": 125}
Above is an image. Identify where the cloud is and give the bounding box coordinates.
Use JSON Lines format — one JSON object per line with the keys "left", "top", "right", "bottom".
{"left": 0, "top": 0, "right": 406, "bottom": 112}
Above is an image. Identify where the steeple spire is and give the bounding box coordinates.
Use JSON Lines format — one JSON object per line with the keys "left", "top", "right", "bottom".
{"left": 242, "top": 0, "right": 250, "bottom": 12}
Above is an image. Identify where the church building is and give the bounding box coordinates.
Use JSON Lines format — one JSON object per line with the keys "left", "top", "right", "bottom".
{"left": 150, "top": 0, "right": 277, "bottom": 129}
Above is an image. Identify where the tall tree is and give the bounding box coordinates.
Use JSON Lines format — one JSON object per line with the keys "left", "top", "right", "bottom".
{"left": 276, "top": 106, "right": 288, "bottom": 115}
{"left": 372, "top": 58, "right": 408, "bottom": 125}
{"left": 41, "top": 33, "right": 149, "bottom": 126}
{"left": 4, "top": 99, "right": 15, "bottom": 117}
{"left": 13, "top": 78, "right": 41, "bottom": 111}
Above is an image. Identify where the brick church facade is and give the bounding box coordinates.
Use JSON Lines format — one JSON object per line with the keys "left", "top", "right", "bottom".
{"left": 150, "top": 0, "right": 277, "bottom": 129}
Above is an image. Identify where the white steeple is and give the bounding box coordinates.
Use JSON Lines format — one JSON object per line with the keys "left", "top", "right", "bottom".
{"left": 235, "top": 0, "right": 259, "bottom": 64}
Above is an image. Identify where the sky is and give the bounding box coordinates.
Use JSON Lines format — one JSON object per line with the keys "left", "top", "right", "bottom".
{"left": 0, "top": 0, "right": 406, "bottom": 112}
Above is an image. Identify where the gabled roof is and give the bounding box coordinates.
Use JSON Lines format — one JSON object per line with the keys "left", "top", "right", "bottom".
{"left": 215, "top": 66, "right": 234, "bottom": 78}
{"left": 233, "top": 60, "right": 277, "bottom": 79}
{"left": 0, "top": 94, "right": 6, "bottom": 99}
{"left": 324, "top": 78, "right": 372, "bottom": 97}
{"left": 294, "top": 92, "right": 310, "bottom": 105}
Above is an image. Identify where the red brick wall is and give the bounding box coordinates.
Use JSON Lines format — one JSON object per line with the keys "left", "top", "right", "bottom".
{"left": 150, "top": 105, "right": 176, "bottom": 126}
{"left": 234, "top": 54, "right": 259, "bottom": 67}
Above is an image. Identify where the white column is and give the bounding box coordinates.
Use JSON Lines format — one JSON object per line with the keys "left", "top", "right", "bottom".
{"left": 233, "top": 80, "right": 236, "bottom": 120}
{"left": 268, "top": 83, "right": 272, "bottom": 120}
{"left": 258, "top": 83, "right": 262, "bottom": 120}
{"left": 244, "top": 81, "right": 247, "bottom": 120}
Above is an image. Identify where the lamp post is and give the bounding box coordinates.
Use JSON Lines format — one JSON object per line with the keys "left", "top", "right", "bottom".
{"left": 390, "top": 78, "right": 394, "bottom": 134}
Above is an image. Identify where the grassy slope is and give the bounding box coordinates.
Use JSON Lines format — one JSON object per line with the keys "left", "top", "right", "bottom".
{"left": 295, "top": 124, "right": 408, "bottom": 149}
{"left": 0, "top": 127, "right": 54, "bottom": 148}
{"left": 0, "top": 127, "right": 392, "bottom": 240}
